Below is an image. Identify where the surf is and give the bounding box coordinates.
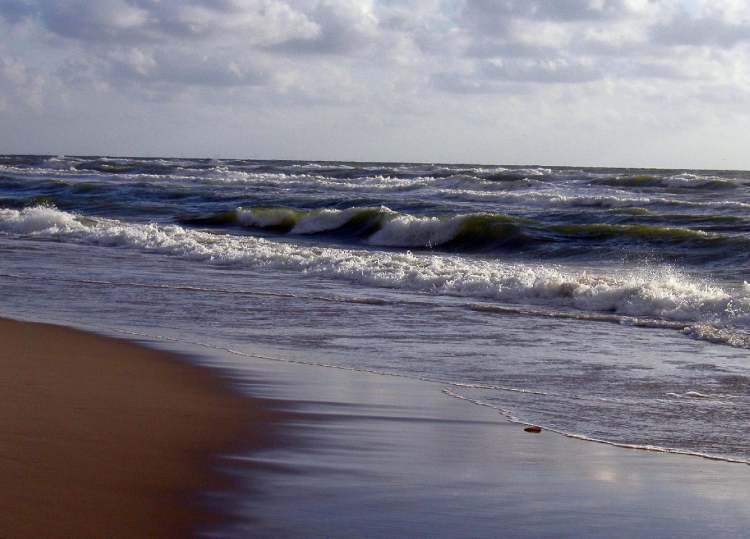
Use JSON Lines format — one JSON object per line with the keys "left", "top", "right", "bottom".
{"left": 2, "top": 205, "right": 750, "bottom": 349}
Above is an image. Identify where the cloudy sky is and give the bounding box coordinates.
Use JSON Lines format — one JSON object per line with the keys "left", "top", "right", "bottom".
{"left": 1, "top": 0, "right": 749, "bottom": 168}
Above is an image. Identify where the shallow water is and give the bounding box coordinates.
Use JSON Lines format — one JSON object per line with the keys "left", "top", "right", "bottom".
{"left": 1, "top": 155, "right": 750, "bottom": 463}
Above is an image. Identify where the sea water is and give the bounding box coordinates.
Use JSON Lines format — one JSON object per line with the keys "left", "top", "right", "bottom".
{"left": 1, "top": 155, "right": 749, "bottom": 463}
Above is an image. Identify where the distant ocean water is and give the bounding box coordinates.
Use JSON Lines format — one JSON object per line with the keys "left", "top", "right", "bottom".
{"left": 2, "top": 154, "right": 750, "bottom": 463}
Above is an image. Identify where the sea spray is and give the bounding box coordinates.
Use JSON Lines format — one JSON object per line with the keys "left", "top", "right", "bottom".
{"left": 2, "top": 206, "right": 749, "bottom": 341}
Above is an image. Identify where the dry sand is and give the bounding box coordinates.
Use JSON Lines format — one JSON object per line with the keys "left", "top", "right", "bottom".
{"left": 0, "top": 317, "right": 265, "bottom": 538}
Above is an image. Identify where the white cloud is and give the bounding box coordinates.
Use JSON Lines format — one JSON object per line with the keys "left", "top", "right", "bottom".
{"left": 0, "top": 0, "right": 750, "bottom": 168}
{"left": 0, "top": 53, "right": 48, "bottom": 112}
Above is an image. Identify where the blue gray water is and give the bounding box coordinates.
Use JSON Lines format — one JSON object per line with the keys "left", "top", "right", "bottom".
{"left": 1, "top": 155, "right": 750, "bottom": 463}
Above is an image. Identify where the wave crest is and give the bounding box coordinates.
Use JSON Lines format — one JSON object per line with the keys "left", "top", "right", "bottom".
{"left": 181, "top": 205, "right": 741, "bottom": 254}
{"left": 3, "top": 206, "right": 750, "bottom": 348}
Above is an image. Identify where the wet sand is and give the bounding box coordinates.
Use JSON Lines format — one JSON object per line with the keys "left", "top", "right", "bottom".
{"left": 4, "top": 315, "right": 750, "bottom": 538}
{"left": 206, "top": 346, "right": 750, "bottom": 538}
{"left": 0, "top": 318, "right": 267, "bottom": 538}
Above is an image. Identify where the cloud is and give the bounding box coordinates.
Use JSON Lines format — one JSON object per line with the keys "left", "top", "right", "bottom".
{"left": 35, "top": 0, "right": 153, "bottom": 42}
{"left": 461, "top": 0, "right": 634, "bottom": 28}
{"left": 1, "top": 0, "right": 750, "bottom": 167}
{"left": 479, "top": 58, "right": 602, "bottom": 84}
{"left": 104, "top": 47, "right": 269, "bottom": 86}
{"left": 652, "top": 11, "right": 750, "bottom": 48}
{"left": 0, "top": 53, "right": 49, "bottom": 112}
{"left": 268, "top": 1, "right": 378, "bottom": 55}
{"left": 0, "top": 0, "right": 36, "bottom": 23}
{"left": 2, "top": 1, "right": 746, "bottom": 96}
{"left": 1, "top": 0, "right": 320, "bottom": 44}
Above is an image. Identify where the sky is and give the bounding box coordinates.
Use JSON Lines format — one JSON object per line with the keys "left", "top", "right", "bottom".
{"left": 1, "top": 0, "right": 750, "bottom": 169}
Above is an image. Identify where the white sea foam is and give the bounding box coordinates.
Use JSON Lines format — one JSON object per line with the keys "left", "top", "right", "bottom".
{"left": 433, "top": 188, "right": 656, "bottom": 207}
{"left": 17, "top": 163, "right": 747, "bottom": 215}
{"left": 368, "top": 214, "right": 464, "bottom": 247}
{"left": 683, "top": 324, "right": 750, "bottom": 348}
{"left": 204, "top": 170, "right": 428, "bottom": 191}
{"left": 2, "top": 206, "right": 749, "bottom": 337}
{"left": 291, "top": 206, "right": 391, "bottom": 234}
{"left": 665, "top": 173, "right": 736, "bottom": 188}
{"left": 442, "top": 387, "right": 750, "bottom": 465}
{"left": 0, "top": 205, "right": 86, "bottom": 234}
{"left": 665, "top": 391, "right": 729, "bottom": 399}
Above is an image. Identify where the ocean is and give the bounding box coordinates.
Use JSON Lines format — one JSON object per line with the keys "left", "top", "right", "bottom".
{"left": 1, "top": 154, "right": 749, "bottom": 464}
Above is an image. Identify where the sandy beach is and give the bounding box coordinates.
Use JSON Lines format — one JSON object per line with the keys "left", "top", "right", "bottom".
{"left": 3, "top": 315, "right": 750, "bottom": 537}
{"left": 0, "top": 317, "right": 267, "bottom": 538}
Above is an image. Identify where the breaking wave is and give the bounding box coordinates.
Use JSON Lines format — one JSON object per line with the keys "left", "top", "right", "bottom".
{"left": 593, "top": 173, "right": 740, "bottom": 190}
{"left": 181, "top": 205, "right": 746, "bottom": 254}
{"left": 3, "top": 206, "right": 750, "bottom": 348}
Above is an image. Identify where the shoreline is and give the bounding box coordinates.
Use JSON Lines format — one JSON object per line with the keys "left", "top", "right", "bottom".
{"left": 0, "top": 317, "right": 273, "bottom": 538}
{"left": 212, "top": 346, "right": 750, "bottom": 538}
{"left": 4, "top": 314, "right": 750, "bottom": 537}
